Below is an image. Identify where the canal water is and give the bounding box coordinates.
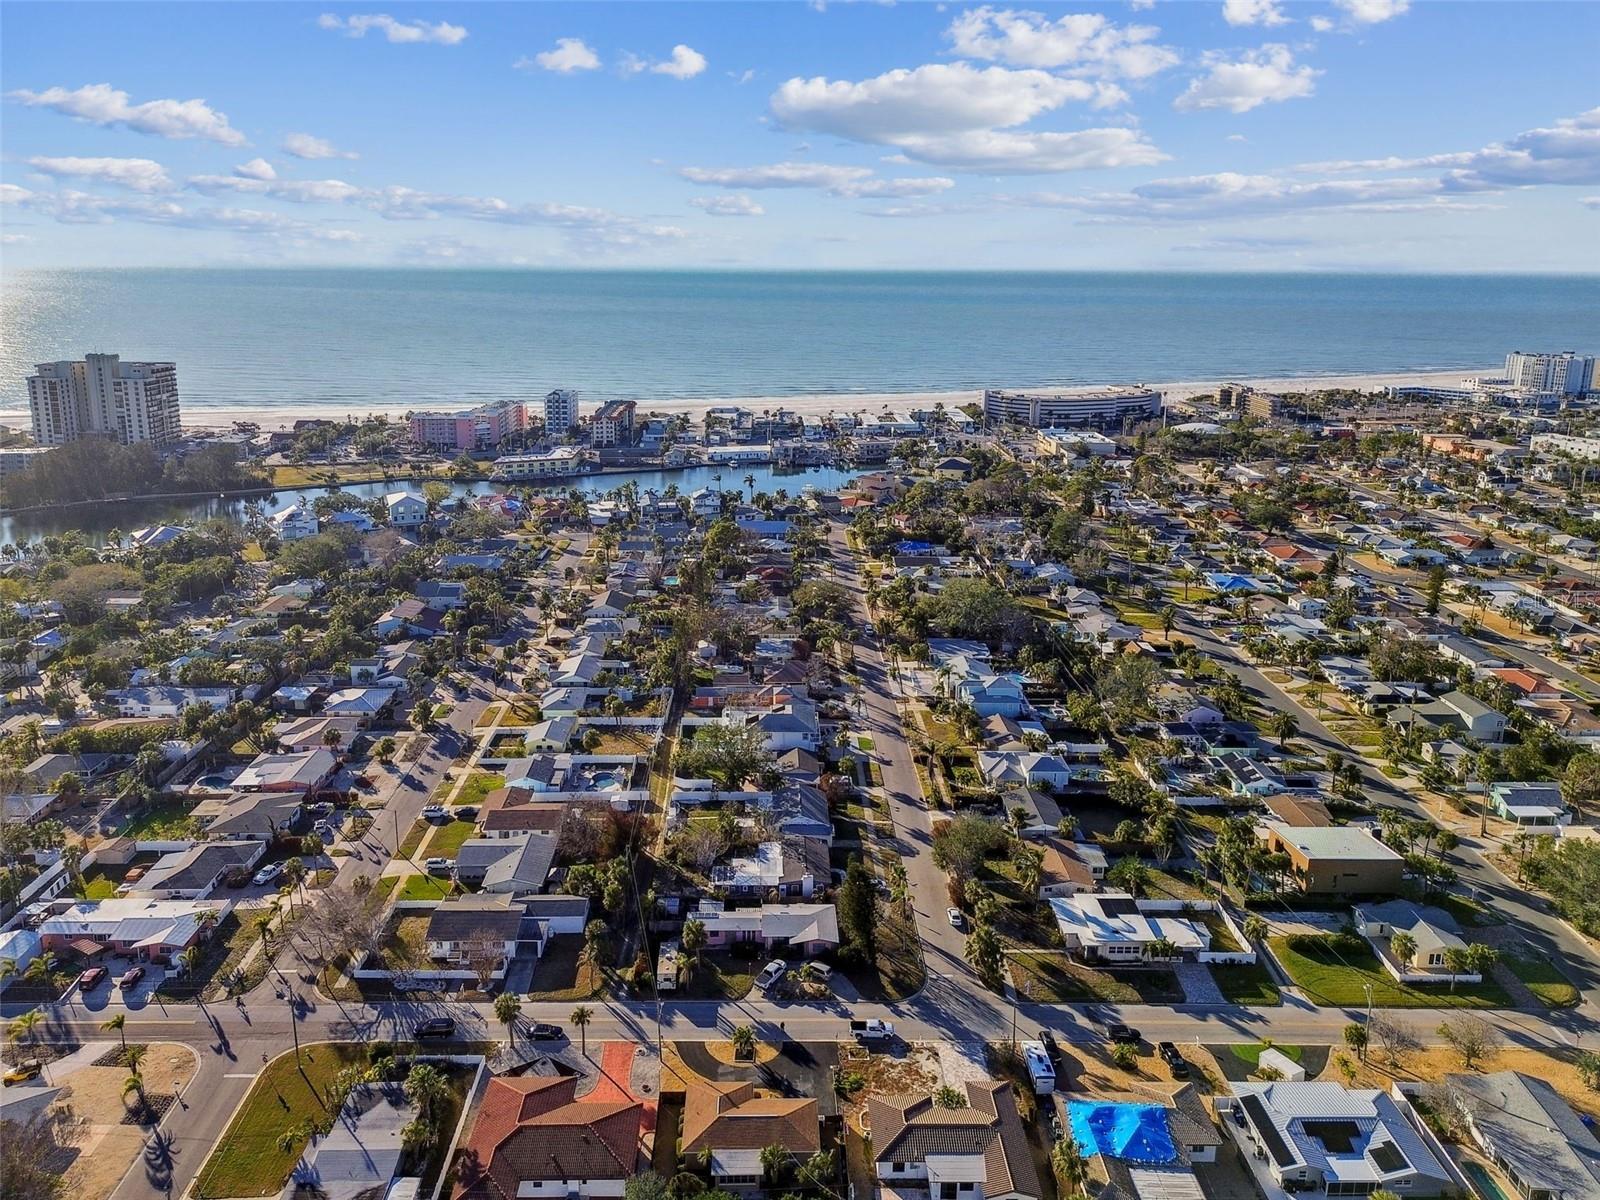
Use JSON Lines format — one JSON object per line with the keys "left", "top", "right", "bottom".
{"left": 0, "top": 462, "right": 870, "bottom": 547}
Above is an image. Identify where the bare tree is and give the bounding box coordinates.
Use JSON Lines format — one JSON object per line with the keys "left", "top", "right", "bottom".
{"left": 1369, "top": 1015, "right": 1421, "bottom": 1068}
{"left": 1437, "top": 1016, "right": 1501, "bottom": 1070}
{"left": 461, "top": 926, "right": 506, "bottom": 991}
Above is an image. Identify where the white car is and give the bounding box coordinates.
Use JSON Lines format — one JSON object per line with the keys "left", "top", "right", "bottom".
{"left": 421, "top": 804, "right": 449, "bottom": 821}
{"left": 252, "top": 862, "right": 285, "bottom": 886}
{"left": 947, "top": 907, "right": 966, "bottom": 929}
{"left": 754, "top": 960, "right": 787, "bottom": 991}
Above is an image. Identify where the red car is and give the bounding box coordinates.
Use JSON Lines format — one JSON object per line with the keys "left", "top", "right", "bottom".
{"left": 79, "top": 967, "right": 108, "bottom": 990}
{"left": 119, "top": 966, "right": 145, "bottom": 989}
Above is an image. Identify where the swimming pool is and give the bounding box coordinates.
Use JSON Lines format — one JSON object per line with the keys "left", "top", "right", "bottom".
{"left": 584, "top": 770, "right": 625, "bottom": 790}
{"left": 1461, "top": 1160, "right": 1512, "bottom": 1200}
{"left": 1067, "top": 1101, "right": 1178, "bottom": 1164}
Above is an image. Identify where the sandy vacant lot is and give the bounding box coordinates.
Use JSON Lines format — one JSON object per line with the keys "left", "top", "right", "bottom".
{"left": 49, "top": 1043, "right": 198, "bottom": 1199}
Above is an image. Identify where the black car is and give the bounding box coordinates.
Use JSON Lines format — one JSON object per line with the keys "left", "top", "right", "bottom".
{"left": 413, "top": 1018, "right": 456, "bottom": 1040}
{"left": 1106, "top": 1023, "right": 1141, "bottom": 1044}
{"left": 526, "top": 1022, "right": 564, "bottom": 1041}
{"left": 1037, "top": 1030, "right": 1060, "bottom": 1061}
{"left": 1157, "top": 1041, "right": 1189, "bottom": 1077}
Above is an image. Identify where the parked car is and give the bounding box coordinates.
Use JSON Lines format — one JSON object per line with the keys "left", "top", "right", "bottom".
{"left": 754, "top": 960, "right": 788, "bottom": 991}
{"left": 525, "top": 1022, "right": 564, "bottom": 1041}
{"left": 424, "top": 857, "right": 453, "bottom": 877}
{"left": 413, "top": 1018, "right": 456, "bottom": 1039}
{"left": 455, "top": 806, "right": 478, "bottom": 820}
{"left": 252, "top": 862, "right": 285, "bottom": 886}
{"left": 421, "top": 804, "right": 449, "bottom": 822}
{"left": 1157, "top": 1042, "right": 1189, "bottom": 1077}
{"left": 947, "top": 907, "right": 965, "bottom": 929}
{"left": 1106, "top": 1023, "right": 1141, "bottom": 1044}
{"left": 78, "top": 967, "right": 108, "bottom": 991}
{"left": 314, "top": 821, "right": 336, "bottom": 842}
{"left": 120, "top": 966, "right": 146, "bottom": 989}
{"left": 1038, "top": 1030, "right": 1060, "bottom": 1061}
{"left": 3, "top": 1060, "right": 42, "bottom": 1086}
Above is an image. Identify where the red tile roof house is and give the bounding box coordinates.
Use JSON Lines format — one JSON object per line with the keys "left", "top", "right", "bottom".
{"left": 453, "top": 1076, "right": 643, "bottom": 1200}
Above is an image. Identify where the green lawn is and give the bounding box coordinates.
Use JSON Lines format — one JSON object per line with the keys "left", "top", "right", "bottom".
{"left": 118, "top": 799, "right": 202, "bottom": 840}
{"left": 374, "top": 873, "right": 455, "bottom": 902}
{"left": 1009, "top": 952, "right": 1182, "bottom": 1003}
{"left": 1145, "top": 869, "right": 1207, "bottom": 903}
{"left": 679, "top": 949, "right": 755, "bottom": 1000}
{"left": 1212, "top": 961, "right": 1281, "bottom": 1005}
{"left": 525, "top": 936, "right": 607, "bottom": 1002}
{"left": 431, "top": 769, "right": 503, "bottom": 807}
{"left": 79, "top": 875, "right": 118, "bottom": 899}
{"left": 1230, "top": 1041, "right": 1302, "bottom": 1069}
{"left": 1202, "top": 911, "right": 1243, "bottom": 953}
{"left": 1269, "top": 935, "right": 1514, "bottom": 1009}
{"left": 856, "top": 734, "right": 875, "bottom": 752}
{"left": 397, "top": 818, "right": 429, "bottom": 859}
{"left": 421, "top": 818, "right": 477, "bottom": 859}
{"left": 1504, "top": 952, "right": 1581, "bottom": 1008}
{"left": 193, "top": 1043, "right": 371, "bottom": 1198}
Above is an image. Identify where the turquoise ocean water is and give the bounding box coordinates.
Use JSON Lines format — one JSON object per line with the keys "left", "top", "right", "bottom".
{"left": 4, "top": 269, "right": 1597, "bottom": 414}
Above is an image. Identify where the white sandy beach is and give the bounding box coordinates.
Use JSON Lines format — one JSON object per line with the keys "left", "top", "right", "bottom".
{"left": 0, "top": 366, "right": 1491, "bottom": 434}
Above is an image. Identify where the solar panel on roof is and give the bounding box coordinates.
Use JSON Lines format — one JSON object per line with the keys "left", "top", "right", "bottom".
{"left": 1098, "top": 897, "right": 1140, "bottom": 916}
{"left": 1240, "top": 1095, "right": 1296, "bottom": 1169}
{"left": 1369, "top": 1141, "right": 1410, "bottom": 1173}
{"left": 1302, "top": 1121, "right": 1361, "bottom": 1153}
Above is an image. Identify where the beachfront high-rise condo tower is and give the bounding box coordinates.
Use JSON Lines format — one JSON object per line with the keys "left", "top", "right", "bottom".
{"left": 1502, "top": 351, "right": 1596, "bottom": 399}
{"left": 544, "top": 388, "right": 579, "bottom": 438}
{"left": 981, "top": 385, "right": 1161, "bottom": 431}
{"left": 26, "top": 353, "right": 181, "bottom": 447}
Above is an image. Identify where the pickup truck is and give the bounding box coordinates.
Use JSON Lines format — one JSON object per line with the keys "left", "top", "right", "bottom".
{"left": 850, "top": 1019, "right": 895, "bottom": 1042}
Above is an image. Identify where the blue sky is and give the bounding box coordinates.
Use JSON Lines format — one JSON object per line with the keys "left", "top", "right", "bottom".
{"left": 2, "top": 1, "right": 1595, "bottom": 270}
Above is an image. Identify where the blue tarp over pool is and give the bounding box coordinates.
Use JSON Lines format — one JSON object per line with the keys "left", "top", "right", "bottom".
{"left": 1067, "top": 1102, "right": 1178, "bottom": 1164}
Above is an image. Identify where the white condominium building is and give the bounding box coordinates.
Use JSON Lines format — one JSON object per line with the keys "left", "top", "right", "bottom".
{"left": 982, "top": 385, "right": 1161, "bottom": 430}
{"left": 544, "top": 388, "right": 579, "bottom": 437}
{"left": 1502, "top": 351, "right": 1595, "bottom": 398}
{"left": 26, "top": 353, "right": 182, "bottom": 446}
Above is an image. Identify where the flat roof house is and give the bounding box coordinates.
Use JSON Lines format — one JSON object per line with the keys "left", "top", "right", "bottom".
{"left": 39, "top": 898, "right": 231, "bottom": 963}
{"left": 1224, "top": 1082, "right": 1453, "bottom": 1197}
{"left": 1261, "top": 823, "right": 1404, "bottom": 897}
{"left": 1489, "top": 782, "right": 1571, "bottom": 827}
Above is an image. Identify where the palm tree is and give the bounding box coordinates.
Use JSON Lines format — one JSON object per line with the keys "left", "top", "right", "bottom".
{"left": 102, "top": 1012, "right": 127, "bottom": 1050}
{"left": 1389, "top": 931, "right": 1417, "bottom": 968}
{"left": 494, "top": 992, "right": 522, "bottom": 1046}
{"left": 730, "top": 1024, "right": 756, "bottom": 1061}
{"left": 570, "top": 1004, "right": 593, "bottom": 1055}
{"left": 743, "top": 473, "right": 756, "bottom": 501}
{"left": 759, "top": 1143, "right": 789, "bottom": 1186}
{"left": 404, "top": 1061, "right": 448, "bottom": 1127}
{"left": 1051, "top": 1132, "right": 1090, "bottom": 1199}
{"left": 1267, "top": 709, "right": 1298, "bottom": 749}
{"left": 1242, "top": 914, "right": 1268, "bottom": 944}
{"left": 22, "top": 953, "right": 57, "bottom": 985}
{"left": 9, "top": 1009, "right": 43, "bottom": 1051}
{"left": 275, "top": 1117, "right": 316, "bottom": 1156}
{"left": 178, "top": 945, "right": 203, "bottom": 979}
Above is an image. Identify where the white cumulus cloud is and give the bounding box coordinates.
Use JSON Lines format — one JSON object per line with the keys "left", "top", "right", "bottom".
{"left": 1333, "top": 0, "right": 1409, "bottom": 24}
{"left": 8, "top": 82, "right": 246, "bottom": 145}
{"left": 652, "top": 44, "right": 708, "bottom": 79}
{"left": 283, "top": 132, "right": 358, "bottom": 160}
{"left": 26, "top": 156, "right": 172, "bottom": 193}
{"left": 234, "top": 158, "right": 277, "bottom": 181}
{"left": 187, "top": 174, "right": 368, "bottom": 204}
{"left": 317, "top": 13, "right": 467, "bottom": 44}
{"left": 1222, "top": 0, "right": 1290, "bottom": 27}
{"left": 517, "top": 38, "right": 601, "bottom": 73}
{"left": 943, "top": 7, "right": 1179, "bottom": 80}
{"left": 689, "top": 194, "right": 766, "bottom": 216}
{"left": 1174, "top": 45, "right": 1318, "bottom": 114}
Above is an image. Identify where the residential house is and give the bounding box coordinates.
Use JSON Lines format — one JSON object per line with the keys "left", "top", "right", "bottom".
{"left": 691, "top": 902, "right": 840, "bottom": 956}
{"left": 1386, "top": 689, "right": 1508, "bottom": 743}
{"left": 710, "top": 837, "right": 827, "bottom": 899}
{"left": 1260, "top": 823, "right": 1404, "bottom": 896}
{"left": 955, "top": 674, "right": 1028, "bottom": 718}
{"left": 977, "top": 752, "right": 1071, "bottom": 792}
{"left": 384, "top": 490, "right": 428, "bottom": 527}
{"left": 452, "top": 1075, "right": 642, "bottom": 1200}
{"left": 107, "top": 685, "right": 236, "bottom": 719}
{"left": 374, "top": 599, "right": 446, "bottom": 640}
{"left": 1443, "top": 1071, "right": 1600, "bottom": 1200}
{"left": 1488, "top": 782, "right": 1571, "bottom": 827}
{"left": 270, "top": 504, "right": 319, "bottom": 541}
{"left": 1223, "top": 1082, "right": 1454, "bottom": 1197}
{"left": 1036, "top": 836, "right": 1107, "bottom": 897}
{"left": 127, "top": 841, "right": 264, "bottom": 899}
{"left": 199, "top": 791, "right": 304, "bottom": 840}
{"left": 453, "top": 834, "right": 557, "bottom": 895}
{"left": 416, "top": 580, "right": 468, "bottom": 610}
{"left": 868, "top": 1081, "right": 1042, "bottom": 1200}
{"left": 39, "top": 898, "right": 232, "bottom": 964}
{"left": 234, "top": 748, "right": 338, "bottom": 795}
{"left": 1353, "top": 900, "right": 1480, "bottom": 983}
{"left": 424, "top": 895, "right": 522, "bottom": 973}
{"left": 682, "top": 1080, "right": 820, "bottom": 1192}
{"left": 289, "top": 1082, "right": 418, "bottom": 1200}
{"left": 1050, "top": 892, "right": 1209, "bottom": 962}
{"left": 273, "top": 714, "right": 361, "bottom": 754}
